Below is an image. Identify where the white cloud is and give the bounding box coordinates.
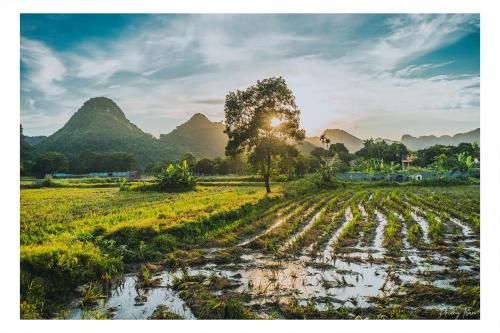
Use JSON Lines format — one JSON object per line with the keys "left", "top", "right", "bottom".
{"left": 395, "top": 61, "right": 454, "bottom": 77}
{"left": 21, "top": 38, "right": 67, "bottom": 97}
{"left": 350, "top": 14, "right": 477, "bottom": 71}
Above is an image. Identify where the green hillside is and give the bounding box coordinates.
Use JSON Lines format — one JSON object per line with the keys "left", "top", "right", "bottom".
{"left": 35, "top": 97, "right": 171, "bottom": 168}
{"left": 33, "top": 97, "right": 228, "bottom": 168}
{"left": 159, "top": 113, "right": 228, "bottom": 159}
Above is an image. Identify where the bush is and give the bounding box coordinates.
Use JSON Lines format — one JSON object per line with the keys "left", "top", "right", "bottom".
{"left": 153, "top": 234, "right": 177, "bottom": 252}
{"left": 157, "top": 160, "right": 196, "bottom": 191}
{"left": 118, "top": 178, "right": 128, "bottom": 191}
{"left": 311, "top": 168, "right": 342, "bottom": 189}
{"left": 42, "top": 175, "right": 55, "bottom": 187}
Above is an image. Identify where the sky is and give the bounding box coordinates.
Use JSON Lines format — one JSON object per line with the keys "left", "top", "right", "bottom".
{"left": 20, "top": 14, "right": 480, "bottom": 140}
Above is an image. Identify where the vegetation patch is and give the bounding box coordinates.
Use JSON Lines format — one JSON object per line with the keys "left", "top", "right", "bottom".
{"left": 172, "top": 274, "right": 255, "bottom": 319}
{"left": 148, "top": 305, "right": 184, "bottom": 319}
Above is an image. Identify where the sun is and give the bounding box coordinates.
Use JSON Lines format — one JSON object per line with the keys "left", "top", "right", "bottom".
{"left": 270, "top": 117, "right": 281, "bottom": 127}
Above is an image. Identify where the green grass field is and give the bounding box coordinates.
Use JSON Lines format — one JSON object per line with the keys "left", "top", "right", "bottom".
{"left": 20, "top": 179, "right": 480, "bottom": 319}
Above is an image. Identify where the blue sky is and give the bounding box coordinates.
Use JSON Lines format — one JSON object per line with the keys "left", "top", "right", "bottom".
{"left": 21, "top": 14, "right": 480, "bottom": 140}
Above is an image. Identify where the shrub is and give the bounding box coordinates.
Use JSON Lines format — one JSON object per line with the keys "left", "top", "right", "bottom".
{"left": 310, "top": 167, "right": 343, "bottom": 189}
{"left": 272, "top": 174, "right": 289, "bottom": 182}
{"left": 153, "top": 234, "right": 177, "bottom": 252}
{"left": 118, "top": 178, "right": 128, "bottom": 191}
{"left": 156, "top": 160, "right": 196, "bottom": 191}
{"left": 43, "top": 175, "right": 55, "bottom": 187}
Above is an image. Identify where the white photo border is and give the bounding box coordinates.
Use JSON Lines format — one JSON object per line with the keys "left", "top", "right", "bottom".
{"left": 1, "top": 0, "right": 499, "bottom": 332}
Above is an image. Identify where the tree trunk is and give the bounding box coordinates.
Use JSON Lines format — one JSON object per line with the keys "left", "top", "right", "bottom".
{"left": 264, "top": 173, "right": 271, "bottom": 193}
{"left": 264, "top": 151, "right": 272, "bottom": 193}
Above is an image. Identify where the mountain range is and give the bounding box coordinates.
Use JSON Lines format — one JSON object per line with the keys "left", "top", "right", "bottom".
{"left": 400, "top": 129, "right": 480, "bottom": 150}
{"left": 26, "top": 97, "right": 480, "bottom": 167}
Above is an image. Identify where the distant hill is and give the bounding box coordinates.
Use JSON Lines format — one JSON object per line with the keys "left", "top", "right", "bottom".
{"left": 374, "top": 137, "right": 397, "bottom": 145}
{"left": 401, "top": 128, "right": 480, "bottom": 150}
{"left": 159, "top": 113, "right": 227, "bottom": 159}
{"left": 24, "top": 135, "right": 47, "bottom": 146}
{"left": 35, "top": 97, "right": 169, "bottom": 168}
{"left": 305, "top": 129, "right": 364, "bottom": 152}
{"left": 302, "top": 128, "right": 479, "bottom": 152}
{"left": 296, "top": 140, "right": 319, "bottom": 154}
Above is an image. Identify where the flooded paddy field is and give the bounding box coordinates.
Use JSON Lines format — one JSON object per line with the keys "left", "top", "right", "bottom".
{"left": 67, "top": 186, "right": 480, "bottom": 319}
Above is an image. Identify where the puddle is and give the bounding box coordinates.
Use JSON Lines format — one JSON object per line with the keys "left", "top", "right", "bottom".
{"left": 68, "top": 272, "right": 195, "bottom": 320}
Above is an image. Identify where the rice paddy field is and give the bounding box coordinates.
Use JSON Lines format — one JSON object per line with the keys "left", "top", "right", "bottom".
{"left": 20, "top": 179, "right": 480, "bottom": 320}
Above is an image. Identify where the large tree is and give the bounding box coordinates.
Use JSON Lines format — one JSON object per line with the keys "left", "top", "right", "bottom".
{"left": 224, "top": 77, "right": 305, "bottom": 193}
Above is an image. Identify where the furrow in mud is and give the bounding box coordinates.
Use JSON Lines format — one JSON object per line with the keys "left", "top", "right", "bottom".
{"left": 237, "top": 194, "right": 319, "bottom": 246}
{"left": 372, "top": 209, "right": 388, "bottom": 253}
{"left": 279, "top": 194, "right": 347, "bottom": 253}
{"left": 246, "top": 194, "right": 335, "bottom": 252}
{"left": 303, "top": 200, "right": 351, "bottom": 256}
{"left": 279, "top": 207, "right": 325, "bottom": 252}
{"left": 320, "top": 207, "right": 354, "bottom": 261}
{"left": 410, "top": 210, "right": 430, "bottom": 243}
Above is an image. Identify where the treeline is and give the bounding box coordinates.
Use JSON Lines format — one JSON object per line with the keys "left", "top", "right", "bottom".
{"left": 21, "top": 125, "right": 480, "bottom": 179}
{"left": 22, "top": 151, "right": 137, "bottom": 177}
{"left": 412, "top": 142, "right": 479, "bottom": 168}
{"left": 22, "top": 126, "right": 137, "bottom": 177}
{"left": 144, "top": 153, "right": 249, "bottom": 176}
{"left": 144, "top": 148, "right": 322, "bottom": 179}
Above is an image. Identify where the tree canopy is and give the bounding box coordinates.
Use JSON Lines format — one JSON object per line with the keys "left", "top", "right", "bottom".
{"left": 32, "top": 152, "right": 68, "bottom": 177}
{"left": 224, "top": 77, "right": 305, "bottom": 192}
{"left": 355, "top": 140, "right": 408, "bottom": 164}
